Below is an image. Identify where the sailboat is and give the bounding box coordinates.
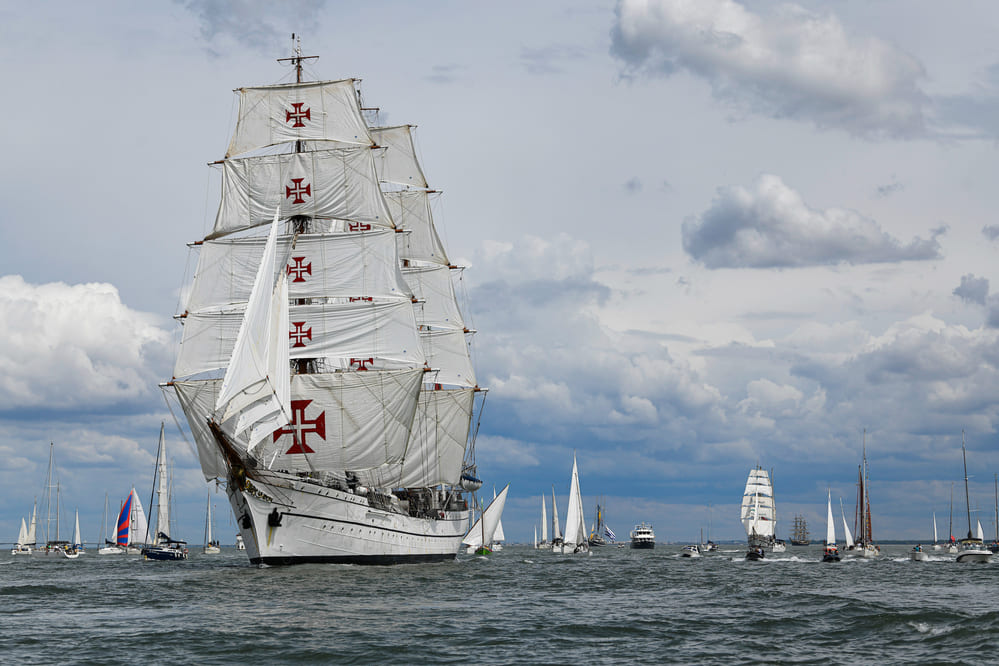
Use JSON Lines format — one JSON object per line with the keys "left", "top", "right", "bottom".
{"left": 849, "top": 431, "right": 879, "bottom": 558}
{"left": 204, "top": 495, "right": 221, "bottom": 554}
{"left": 789, "top": 514, "right": 809, "bottom": 545}
{"left": 740, "top": 466, "right": 782, "bottom": 556}
{"left": 98, "top": 493, "right": 125, "bottom": 555}
{"left": 536, "top": 495, "right": 549, "bottom": 549}
{"left": 550, "top": 486, "right": 564, "bottom": 552}
{"left": 61, "top": 510, "right": 84, "bottom": 559}
{"left": 946, "top": 482, "right": 959, "bottom": 553}
{"left": 557, "top": 452, "right": 589, "bottom": 555}
{"left": 31, "top": 444, "right": 79, "bottom": 559}
{"left": 840, "top": 497, "right": 856, "bottom": 554}
{"left": 490, "top": 487, "right": 505, "bottom": 551}
{"left": 167, "top": 39, "right": 482, "bottom": 566}
{"left": 141, "top": 424, "right": 189, "bottom": 561}
{"left": 11, "top": 502, "right": 36, "bottom": 555}
{"left": 822, "top": 490, "right": 841, "bottom": 562}
{"left": 931, "top": 512, "right": 943, "bottom": 551}
{"left": 956, "top": 431, "right": 992, "bottom": 563}
{"left": 462, "top": 484, "right": 509, "bottom": 555}
{"left": 588, "top": 499, "right": 607, "bottom": 547}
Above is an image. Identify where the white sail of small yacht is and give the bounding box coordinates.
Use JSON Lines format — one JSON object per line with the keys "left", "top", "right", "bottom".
{"left": 932, "top": 512, "right": 942, "bottom": 550}
{"left": 170, "top": 41, "right": 482, "bottom": 565}
{"left": 840, "top": 498, "right": 855, "bottom": 550}
{"left": 560, "top": 453, "right": 589, "bottom": 555}
{"left": 11, "top": 517, "right": 30, "bottom": 555}
{"left": 204, "top": 495, "right": 221, "bottom": 554}
{"left": 822, "top": 490, "right": 840, "bottom": 562}
{"left": 462, "top": 484, "right": 509, "bottom": 553}
{"left": 490, "top": 486, "right": 505, "bottom": 551}
{"left": 956, "top": 431, "right": 992, "bottom": 563}
{"left": 550, "top": 485, "right": 564, "bottom": 551}
{"left": 536, "top": 495, "right": 549, "bottom": 549}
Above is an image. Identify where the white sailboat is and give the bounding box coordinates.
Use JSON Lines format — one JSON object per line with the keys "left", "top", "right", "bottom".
{"left": 31, "top": 443, "right": 78, "bottom": 559}
{"left": 141, "top": 424, "right": 188, "bottom": 561}
{"left": 462, "top": 484, "right": 509, "bottom": 554}
{"left": 558, "top": 452, "right": 589, "bottom": 555}
{"left": 490, "top": 486, "right": 505, "bottom": 551}
{"left": 204, "top": 495, "right": 221, "bottom": 554}
{"left": 168, "top": 39, "right": 482, "bottom": 565}
{"left": 536, "top": 495, "right": 549, "bottom": 549}
{"left": 550, "top": 486, "right": 564, "bottom": 552}
{"left": 11, "top": 501, "right": 36, "bottom": 555}
{"left": 840, "top": 497, "right": 856, "bottom": 553}
{"left": 740, "top": 466, "right": 783, "bottom": 555}
{"left": 931, "top": 512, "right": 943, "bottom": 551}
{"left": 956, "top": 431, "right": 992, "bottom": 563}
{"left": 98, "top": 493, "right": 125, "bottom": 555}
{"left": 822, "top": 490, "right": 840, "bottom": 562}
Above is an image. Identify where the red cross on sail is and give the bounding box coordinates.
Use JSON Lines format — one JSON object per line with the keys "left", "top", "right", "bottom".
{"left": 273, "top": 399, "right": 325, "bottom": 454}
{"left": 285, "top": 102, "right": 311, "bottom": 127}
{"left": 286, "top": 178, "right": 312, "bottom": 204}
{"left": 287, "top": 257, "right": 312, "bottom": 283}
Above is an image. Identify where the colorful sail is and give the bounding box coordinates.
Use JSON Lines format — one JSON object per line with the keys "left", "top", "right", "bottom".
{"left": 116, "top": 492, "right": 133, "bottom": 546}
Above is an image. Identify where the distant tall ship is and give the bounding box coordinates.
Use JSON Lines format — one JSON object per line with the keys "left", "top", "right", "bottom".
{"left": 740, "top": 466, "right": 786, "bottom": 556}
{"left": 168, "top": 38, "right": 483, "bottom": 565}
{"left": 789, "top": 515, "right": 810, "bottom": 545}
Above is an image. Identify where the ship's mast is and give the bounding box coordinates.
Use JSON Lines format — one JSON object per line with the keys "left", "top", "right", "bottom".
{"left": 962, "top": 430, "right": 973, "bottom": 539}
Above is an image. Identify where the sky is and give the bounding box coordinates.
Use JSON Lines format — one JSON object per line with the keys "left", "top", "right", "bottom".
{"left": 3, "top": 0, "right": 999, "bottom": 546}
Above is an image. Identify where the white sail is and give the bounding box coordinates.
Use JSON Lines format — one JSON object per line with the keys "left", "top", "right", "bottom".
{"left": 977, "top": 519, "right": 985, "bottom": 541}
{"left": 177, "top": 299, "right": 424, "bottom": 379}
{"left": 403, "top": 264, "right": 465, "bottom": 330}
{"left": 387, "top": 190, "right": 450, "bottom": 265}
{"left": 153, "top": 424, "right": 170, "bottom": 544}
{"left": 541, "top": 496, "right": 548, "bottom": 543}
{"left": 840, "top": 498, "right": 855, "bottom": 549}
{"left": 391, "top": 387, "right": 473, "bottom": 488}
{"left": 826, "top": 491, "right": 837, "bottom": 546}
{"left": 26, "top": 503, "right": 36, "bottom": 545}
{"left": 371, "top": 125, "right": 428, "bottom": 188}
{"left": 226, "top": 79, "right": 373, "bottom": 158}
{"left": 15, "top": 518, "right": 27, "bottom": 547}
{"left": 741, "top": 467, "right": 776, "bottom": 538}
{"left": 421, "top": 329, "right": 476, "bottom": 388}
{"left": 462, "top": 484, "right": 509, "bottom": 548}
{"left": 933, "top": 512, "right": 938, "bottom": 542}
{"left": 492, "top": 487, "right": 506, "bottom": 543}
{"left": 551, "top": 487, "right": 562, "bottom": 541}
{"left": 214, "top": 210, "right": 292, "bottom": 451}
{"left": 130, "top": 488, "right": 149, "bottom": 546}
{"left": 212, "top": 148, "right": 393, "bottom": 238}
{"left": 562, "top": 453, "right": 587, "bottom": 549}
{"left": 72, "top": 510, "right": 82, "bottom": 548}
{"left": 186, "top": 231, "right": 411, "bottom": 313}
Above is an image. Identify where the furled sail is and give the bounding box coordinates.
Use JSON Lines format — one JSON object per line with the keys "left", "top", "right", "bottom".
{"left": 212, "top": 148, "right": 393, "bottom": 239}
{"left": 371, "top": 125, "right": 428, "bottom": 189}
{"left": 226, "top": 79, "right": 372, "bottom": 158}
{"left": 186, "top": 231, "right": 411, "bottom": 313}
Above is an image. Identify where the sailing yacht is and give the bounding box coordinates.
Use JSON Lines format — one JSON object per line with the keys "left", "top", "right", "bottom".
{"left": 822, "top": 490, "right": 841, "bottom": 562}
{"left": 557, "top": 453, "right": 589, "bottom": 555}
{"left": 588, "top": 500, "right": 607, "bottom": 547}
{"left": 31, "top": 444, "right": 79, "bottom": 559}
{"left": 461, "top": 485, "right": 509, "bottom": 555}
{"left": 204, "top": 495, "right": 221, "bottom": 554}
{"left": 141, "top": 424, "right": 189, "bottom": 561}
{"left": 490, "top": 486, "right": 505, "bottom": 551}
{"left": 550, "top": 486, "right": 564, "bottom": 552}
{"left": 11, "top": 502, "right": 36, "bottom": 555}
{"left": 956, "top": 432, "right": 992, "bottom": 563}
{"left": 536, "top": 495, "right": 549, "bottom": 549}
{"left": 931, "top": 512, "right": 943, "bottom": 551}
{"left": 847, "top": 432, "right": 879, "bottom": 558}
{"left": 167, "top": 39, "right": 482, "bottom": 566}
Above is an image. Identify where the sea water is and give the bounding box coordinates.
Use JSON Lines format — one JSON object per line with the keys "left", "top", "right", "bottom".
{"left": 2, "top": 544, "right": 997, "bottom": 664}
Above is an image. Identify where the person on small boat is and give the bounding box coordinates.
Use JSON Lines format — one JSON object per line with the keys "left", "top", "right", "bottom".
{"left": 914, "top": 544, "right": 921, "bottom": 552}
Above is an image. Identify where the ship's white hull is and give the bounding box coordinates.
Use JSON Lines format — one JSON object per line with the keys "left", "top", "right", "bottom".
{"left": 956, "top": 548, "right": 992, "bottom": 563}
{"left": 909, "top": 549, "right": 928, "bottom": 561}
{"left": 228, "top": 472, "right": 471, "bottom": 565}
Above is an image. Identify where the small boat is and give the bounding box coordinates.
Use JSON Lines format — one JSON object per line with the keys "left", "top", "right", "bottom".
{"left": 235, "top": 534, "right": 246, "bottom": 551}
{"left": 931, "top": 512, "right": 943, "bottom": 551}
{"left": 549, "top": 485, "right": 564, "bottom": 553}
{"left": 11, "top": 503, "right": 36, "bottom": 556}
{"left": 141, "top": 424, "right": 189, "bottom": 562}
{"left": 536, "top": 495, "right": 549, "bottom": 550}
{"left": 955, "top": 432, "right": 992, "bottom": 564}
{"left": 490, "top": 486, "right": 505, "bottom": 551}
{"left": 745, "top": 546, "right": 765, "bottom": 561}
{"left": 909, "top": 544, "right": 928, "bottom": 561}
{"left": 629, "top": 522, "right": 655, "bottom": 549}
{"left": 681, "top": 544, "right": 701, "bottom": 558}
{"left": 461, "top": 484, "right": 509, "bottom": 555}
{"left": 588, "top": 500, "right": 608, "bottom": 547}
{"left": 203, "top": 495, "right": 221, "bottom": 555}
{"left": 822, "top": 490, "right": 841, "bottom": 563}
{"left": 558, "top": 453, "right": 590, "bottom": 555}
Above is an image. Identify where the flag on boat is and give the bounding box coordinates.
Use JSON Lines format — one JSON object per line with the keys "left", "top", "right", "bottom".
{"left": 605, "top": 525, "right": 617, "bottom": 541}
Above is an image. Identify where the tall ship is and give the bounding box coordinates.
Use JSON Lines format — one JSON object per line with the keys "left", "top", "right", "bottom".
{"left": 167, "top": 39, "right": 483, "bottom": 565}
{"left": 848, "top": 431, "right": 878, "bottom": 558}
{"left": 740, "top": 466, "right": 786, "bottom": 554}
{"left": 789, "top": 514, "right": 809, "bottom": 545}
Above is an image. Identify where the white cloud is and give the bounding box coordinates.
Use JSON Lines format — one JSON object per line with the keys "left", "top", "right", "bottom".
{"left": 682, "top": 174, "right": 942, "bottom": 268}
{"left": 0, "top": 276, "right": 173, "bottom": 411}
{"left": 611, "top": 0, "right": 929, "bottom": 137}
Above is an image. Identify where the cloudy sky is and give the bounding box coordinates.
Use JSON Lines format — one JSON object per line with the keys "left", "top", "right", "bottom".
{"left": 3, "top": 0, "right": 999, "bottom": 546}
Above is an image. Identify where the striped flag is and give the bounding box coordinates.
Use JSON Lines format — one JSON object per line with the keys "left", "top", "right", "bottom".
{"left": 604, "top": 525, "right": 617, "bottom": 542}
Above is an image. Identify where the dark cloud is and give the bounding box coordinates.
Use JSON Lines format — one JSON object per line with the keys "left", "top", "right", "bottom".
{"left": 982, "top": 225, "right": 999, "bottom": 241}
{"left": 610, "top": 0, "right": 929, "bottom": 138}
{"left": 954, "top": 274, "right": 989, "bottom": 306}
{"left": 682, "top": 174, "right": 942, "bottom": 268}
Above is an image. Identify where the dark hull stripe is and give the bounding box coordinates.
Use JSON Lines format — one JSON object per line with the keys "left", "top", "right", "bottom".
{"left": 254, "top": 553, "right": 458, "bottom": 566}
